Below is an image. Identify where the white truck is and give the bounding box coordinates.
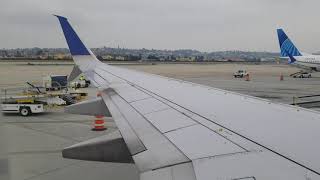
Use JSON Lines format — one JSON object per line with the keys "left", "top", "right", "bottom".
{"left": 233, "top": 70, "right": 249, "bottom": 78}
{"left": 1, "top": 103, "right": 44, "bottom": 116}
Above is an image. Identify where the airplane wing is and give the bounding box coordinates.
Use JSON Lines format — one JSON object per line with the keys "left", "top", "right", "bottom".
{"left": 55, "top": 15, "right": 320, "bottom": 180}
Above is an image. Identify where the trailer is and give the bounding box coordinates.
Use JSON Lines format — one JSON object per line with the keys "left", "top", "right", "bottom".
{"left": 290, "top": 71, "right": 312, "bottom": 78}
{"left": 1, "top": 103, "right": 44, "bottom": 116}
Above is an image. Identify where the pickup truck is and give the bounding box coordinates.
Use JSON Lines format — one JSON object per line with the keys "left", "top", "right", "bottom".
{"left": 234, "top": 70, "right": 248, "bottom": 78}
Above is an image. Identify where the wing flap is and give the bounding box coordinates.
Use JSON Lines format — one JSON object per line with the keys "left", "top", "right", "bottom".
{"left": 193, "top": 150, "right": 318, "bottom": 180}
{"left": 101, "top": 88, "right": 190, "bottom": 172}
{"left": 101, "top": 89, "right": 146, "bottom": 155}
{"left": 62, "top": 130, "right": 133, "bottom": 163}
{"left": 65, "top": 97, "right": 111, "bottom": 116}
{"left": 165, "top": 124, "right": 244, "bottom": 160}
{"left": 144, "top": 108, "right": 197, "bottom": 133}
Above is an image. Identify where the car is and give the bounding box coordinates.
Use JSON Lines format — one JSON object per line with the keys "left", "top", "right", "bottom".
{"left": 293, "top": 72, "right": 312, "bottom": 78}
{"left": 233, "top": 70, "right": 248, "bottom": 78}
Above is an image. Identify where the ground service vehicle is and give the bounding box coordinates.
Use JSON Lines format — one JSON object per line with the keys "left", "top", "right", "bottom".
{"left": 292, "top": 72, "right": 312, "bottom": 78}
{"left": 233, "top": 70, "right": 248, "bottom": 78}
{"left": 1, "top": 103, "right": 44, "bottom": 116}
{"left": 70, "top": 80, "right": 90, "bottom": 88}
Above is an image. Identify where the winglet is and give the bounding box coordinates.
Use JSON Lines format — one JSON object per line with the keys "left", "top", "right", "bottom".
{"left": 276, "top": 29, "right": 302, "bottom": 57}
{"left": 54, "top": 15, "right": 91, "bottom": 56}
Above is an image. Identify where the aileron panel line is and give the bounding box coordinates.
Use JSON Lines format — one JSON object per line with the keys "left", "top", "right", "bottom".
{"left": 102, "top": 90, "right": 146, "bottom": 155}
{"left": 102, "top": 88, "right": 190, "bottom": 172}
{"left": 165, "top": 124, "right": 245, "bottom": 160}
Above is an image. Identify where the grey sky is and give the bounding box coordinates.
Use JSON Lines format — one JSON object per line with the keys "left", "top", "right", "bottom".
{"left": 1, "top": 0, "right": 319, "bottom": 52}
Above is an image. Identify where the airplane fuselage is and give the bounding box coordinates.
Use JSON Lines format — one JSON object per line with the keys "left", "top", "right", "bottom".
{"left": 292, "top": 55, "right": 320, "bottom": 71}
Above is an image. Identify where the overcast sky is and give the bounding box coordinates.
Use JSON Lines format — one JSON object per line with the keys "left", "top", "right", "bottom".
{"left": 1, "top": 0, "right": 320, "bottom": 52}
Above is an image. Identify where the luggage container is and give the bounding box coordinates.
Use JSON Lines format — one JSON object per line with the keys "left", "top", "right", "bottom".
{"left": 43, "top": 75, "right": 68, "bottom": 91}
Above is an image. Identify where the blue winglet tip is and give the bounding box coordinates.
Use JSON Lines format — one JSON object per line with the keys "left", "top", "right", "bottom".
{"left": 277, "top": 28, "right": 283, "bottom": 32}
{"left": 53, "top": 14, "right": 91, "bottom": 56}
{"left": 277, "top": 28, "right": 287, "bottom": 39}
{"left": 53, "top": 14, "right": 66, "bottom": 18}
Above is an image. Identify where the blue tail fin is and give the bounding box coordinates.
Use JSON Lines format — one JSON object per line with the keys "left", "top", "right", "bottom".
{"left": 54, "top": 15, "right": 91, "bottom": 56}
{"left": 277, "top": 29, "right": 302, "bottom": 57}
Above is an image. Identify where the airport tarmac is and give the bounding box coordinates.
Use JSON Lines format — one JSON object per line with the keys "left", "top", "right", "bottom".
{"left": 1, "top": 61, "right": 320, "bottom": 180}
{"left": 129, "top": 63, "right": 320, "bottom": 106}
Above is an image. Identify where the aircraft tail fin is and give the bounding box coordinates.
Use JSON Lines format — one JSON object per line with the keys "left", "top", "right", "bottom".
{"left": 277, "top": 29, "right": 302, "bottom": 57}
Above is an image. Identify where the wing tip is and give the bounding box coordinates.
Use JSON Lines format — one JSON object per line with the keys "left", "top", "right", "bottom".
{"left": 53, "top": 14, "right": 68, "bottom": 21}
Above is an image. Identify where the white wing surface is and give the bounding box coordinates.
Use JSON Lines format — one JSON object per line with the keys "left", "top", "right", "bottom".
{"left": 55, "top": 15, "right": 320, "bottom": 180}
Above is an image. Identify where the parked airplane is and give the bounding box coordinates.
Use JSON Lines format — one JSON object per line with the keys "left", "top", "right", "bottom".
{"left": 277, "top": 28, "right": 320, "bottom": 71}
{"left": 55, "top": 15, "right": 320, "bottom": 179}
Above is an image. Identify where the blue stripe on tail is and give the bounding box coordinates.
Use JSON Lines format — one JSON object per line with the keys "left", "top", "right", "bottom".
{"left": 54, "top": 15, "right": 90, "bottom": 56}
{"left": 277, "top": 29, "right": 302, "bottom": 57}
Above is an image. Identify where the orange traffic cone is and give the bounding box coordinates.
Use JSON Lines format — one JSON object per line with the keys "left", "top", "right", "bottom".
{"left": 245, "top": 73, "right": 250, "bottom": 81}
{"left": 92, "top": 115, "right": 107, "bottom": 131}
{"left": 280, "top": 73, "right": 284, "bottom": 81}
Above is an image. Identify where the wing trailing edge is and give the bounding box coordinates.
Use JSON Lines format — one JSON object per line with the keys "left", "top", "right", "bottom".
{"left": 64, "top": 96, "right": 111, "bottom": 117}
{"left": 62, "top": 130, "right": 134, "bottom": 163}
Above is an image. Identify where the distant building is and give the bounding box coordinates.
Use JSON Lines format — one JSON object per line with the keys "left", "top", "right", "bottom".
{"left": 176, "top": 56, "right": 194, "bottom": 61}
{"left": 39, "top": 55, "right": 47, "bottom": 60}
{"left": 102, "top": 55, "right": 114, "bottom": 60}
{"left": 54, "top": 53, "right": 71, "bottom": 60}
{"left": 261, "top": 57, "right": 276, "bottom": 62}
{"left": 115, "top": 56, "right": 125, "bottom": 61}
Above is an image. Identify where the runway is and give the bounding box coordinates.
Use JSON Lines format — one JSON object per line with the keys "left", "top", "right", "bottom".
{"left": 1, "top": 62, "right": 320, "bottom": 180}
